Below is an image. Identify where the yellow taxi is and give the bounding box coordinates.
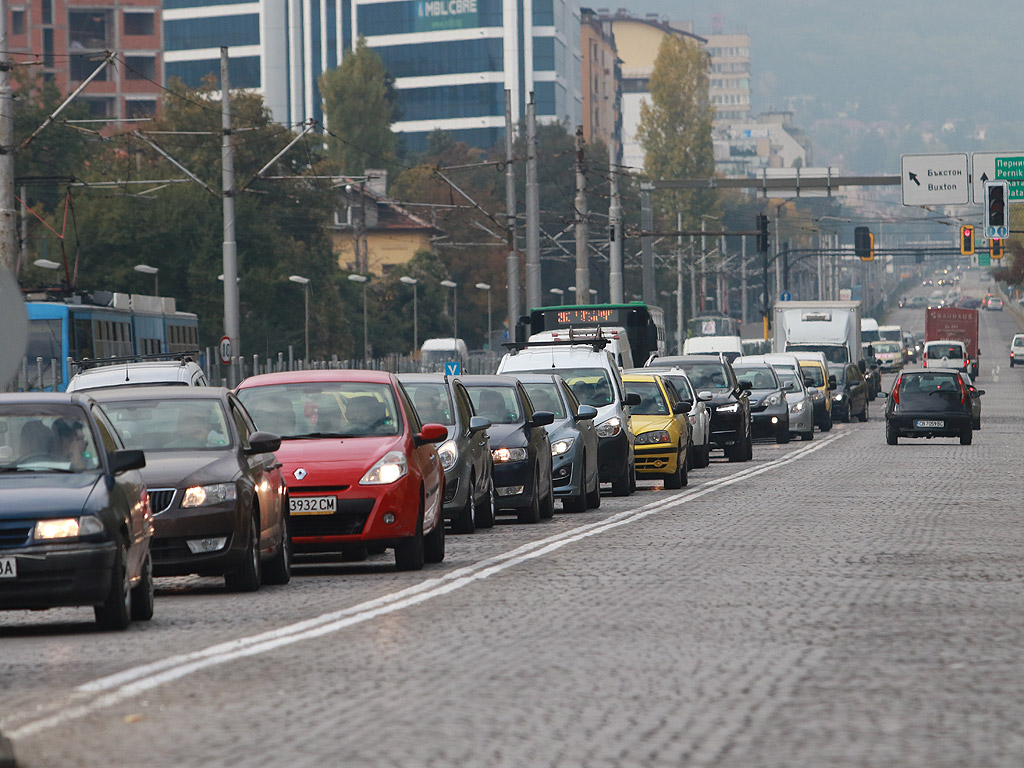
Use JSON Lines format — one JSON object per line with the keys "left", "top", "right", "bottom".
{"left": 794, "top": 355, "right": 834, "bottom": 432}
{"left": 622, "top": 373, "right": 691, "bottom": 489}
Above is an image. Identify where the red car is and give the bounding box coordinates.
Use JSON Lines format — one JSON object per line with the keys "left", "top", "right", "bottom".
{"left": 236, "top": 370, "right": 448, "bottom": 571}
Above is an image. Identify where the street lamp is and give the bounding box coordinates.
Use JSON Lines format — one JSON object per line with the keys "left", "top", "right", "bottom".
{"left": 33, "top": 258, "right": 60, "bottom": 270}
{"left": 440, "top": 279, "right": 458, "bottom": 339}
{"left": 475, "top": 282, "right": 492, "bottom": 350}
{"left": 348, "top": 274, "right": 370, "bottom": 362}
{"left": 549, "top": 287, "right": 564, "bottom": 305}
{"left": 134, "top": 263, "right": 159, "bottom": 295}
{"left": 399, "top": 276, "right": 419, "bottom": 353}
{"left": 288, "top": 275, "right": 310, "bottom": 361}
{"left": 569, "top": 286, "right": 597, "bottom": 302}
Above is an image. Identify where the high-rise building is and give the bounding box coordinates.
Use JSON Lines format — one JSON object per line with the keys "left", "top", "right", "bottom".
{"left": 9, "top": 0, "right": 164, "bottom": 120}
{"left": 705, "top": 33, "right": 751, "bottom": 127}
{"left": 579, "top": 7, "right": 620, "bottom": 160}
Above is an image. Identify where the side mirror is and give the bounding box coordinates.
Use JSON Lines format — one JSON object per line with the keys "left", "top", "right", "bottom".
{"left": 676, "top": 400, "right": 693, "bottom": 413}
{"left": 415, "top": 423, "right": 448, "bottom": 445}
{"left": 575, "top": 404, "right": 598, "bottom": 421}
{"left": 973, "top": 389, "right": 986, "bottom": 397}
{"left": 108, "top": 449, "right": 145, "bottom": 474}
{"left": 244, "top": 430, "right": 282, "bottom": 455}
{"left": 469, "top": 416, "right": 491, "bottom": 432}
{"left": 806, "top": 386, "right": 818, "bottom": 395}
{"left": 530, "top": 410, "right": 555, "bottom": 427}
{"left": 624, "top": 392, "right": 642, "bottom": 407}
{"left": 828, "top": 375, "right": 837, "bottom": 389}
{"left": 879, "top": 391, "right": 888, "bottom": 398}
{"left": 738, "top": 380, "right": 752, "bottom": 391}
{"left": 697, "top": 390, "right": 714, "bottom": 402}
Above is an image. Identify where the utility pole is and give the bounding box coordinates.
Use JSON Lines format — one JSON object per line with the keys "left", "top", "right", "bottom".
{"left": 700, "top": 217, "right": 707, "bottom": 311}
{"left": 689, "top": 240, "right": 697, "bottom": 320}
{"left": 525, "top": 95, "right": 541, "bottom": 311}
{"left": 573, "top": 125, "right": 589, "bottom": 303}
{"left": 221, "top": 48, "right": 240, "bottom": 386}
{"left": 608, "top": 144, "right": 623, "bottom": 303}
{"left": 640, "top": 183, "right": 654, "bottom": 304}
{"left": 504, "top": 90, "right": 519, "bottom": 331}
{"left": 675, "top": 212, "right": 683, "bottom": 354}
{"left": 0, "top": 0, "right": 15, "bottom": 273}
{"left": 740, "top": 236, "right": 748, "bottom": 326}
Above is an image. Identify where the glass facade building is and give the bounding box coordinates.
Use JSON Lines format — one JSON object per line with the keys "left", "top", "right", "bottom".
{"left": 162, "top": 0, "right": 581, "bottom": 149}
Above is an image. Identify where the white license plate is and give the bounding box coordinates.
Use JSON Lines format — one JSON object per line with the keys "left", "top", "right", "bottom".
{"left": 289, "top": 495, "right": 337, "bottom": 515}
{"left": 915, "top": 420, "right": 944, "bottom": 428}
{"left": 0, "top": 557, "right": 15, "bottom": 579}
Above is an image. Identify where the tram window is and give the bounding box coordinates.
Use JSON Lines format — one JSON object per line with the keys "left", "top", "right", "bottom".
{"left": 73, "top": 318, "right": 93, "bottom": 358}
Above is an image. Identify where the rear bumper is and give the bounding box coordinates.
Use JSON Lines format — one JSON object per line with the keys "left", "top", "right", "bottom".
{"left": 887, "top": 413, "right": 971, "bottom": 438}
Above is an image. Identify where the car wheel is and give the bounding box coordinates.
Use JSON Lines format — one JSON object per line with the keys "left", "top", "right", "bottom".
{"left": 263, "top": 513, "right": 292, "bottom": 585}
{"left": 518, "top": 482, "right": 542, "bottom": 523}
{"left": 885, "top": 421, "right": 898, "bottom": 445}
{"left": 130, "top": 551, "right": 155, "bottom": 622}
{"left": 727, "top": 437, "right": 745, "bottom": 462}
{"left": 802, "top": 428, "right": 814, "bottom": 441}
{"left": 610, "top": 463, "right": 632, "bottom": 496}
{"left": 858, "top": 401, "right": 869, "bottom": 423}
{"left": 423, "top": 513, "right": 445, "bottom": 564}
{"left": 585, "top": 468, "right": 601, "bottom": 509}
{"left": 867, "top": 388, "right": 876, "bottom": 402}
{"left": 698, "top": 443, "right": 711, "bottom": 468}
{"left": 225, "top": 509, "right": 262, "bottom": 592}
{"left": 960, "top": 427, "right": 973, "bottom": 445}
{"left": 476, "top": 478, "right": 497, "bottom": 528}
{"left": 452, "top": 473, "right": 477, "bottom": 534}
{"left": 842, "top": 405, "right": 852, "bottom": 424}
{"left": 744, "top": 434, "right": 753, "bottom": 461}
{"left": 395, "top": 501, "right": 426, "bottom": 570}
{"left": 540, "top": 486, "right": 555, "bottom": 519}
{"left": 973, "top": 417, "right": 981, "bottom": 430}
{"left": 95, "top": 534, "right": 131, "bottom": 631}
{"left": 821, "top": 413, "right": 833, "bottom": 432}
{"left": 776, "top": 426, "right": 790, "bottom": 443}
{"left": 664, "top": 445, "right": 685, "bottom": 489}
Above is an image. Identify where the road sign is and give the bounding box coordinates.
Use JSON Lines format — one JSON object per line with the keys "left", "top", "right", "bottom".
{"left": 971, "top": 151, "right": 1024, "bottom": 203}
{"left": 218, "top": 336, "right": 232, "bottom": 365}
{"left": 779, "top": 291, "right": 792, "bottom": 301}
{"left": 444, "top": 362, "right": 461, "bottom": 376}
{"left": 978, "top": 252, "right": 991, "bottom": 267}
{"left": 901, "top": 153, "right": 969, "bottom": 206}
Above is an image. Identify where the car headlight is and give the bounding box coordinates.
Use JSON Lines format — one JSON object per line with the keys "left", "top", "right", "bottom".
{"left": 834, "top": 393, "right": 844, "bottom": 401}
{"left": 360, "top": 450, "right": 409, "bottom": 485}
{"left": 492, "top": 446, "right": 528, "bottom": 463}
{"left": 181, "top": 482, "right": 237, "bottom": 508}
{"left": 33, "top": 516, "right": 105, "bottom": 540}
{"left": 635, "top": 430, "right": 671, "bottom": 445}
{"left": 551, "top": 437, "right": 575, "bottom": 456}
{"left": 790, "top": 400, "right": 805, "bottom": 413}
{"left": 764, "top": 393, "right": 782, "bottom": 406}
{"left": 437, "top": 439, "right": 458, "bottom": 471}
{"left": 596, "top": 417, "right": 623, "bottom": 438}
{"left": 716, "top": 402, "right": 740, "bottom": 413}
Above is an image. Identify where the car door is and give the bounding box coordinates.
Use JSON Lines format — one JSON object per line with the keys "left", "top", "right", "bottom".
{"left": 846, "top": 365, "right": 865, "bottom": 411}
{"left": 229, "top": 396, "right": 281, "bottom": 550}
{"left": 661, "top": 379, "right": 692, "bottom": 453}
{"left": 454, "top": 380, "right": 488, "bottom": 502}
{"left": 397, "top": 383, "right": 443, "bottom": 528}
{"left": 92, "top": 405, "right": 148, "bottom": 577}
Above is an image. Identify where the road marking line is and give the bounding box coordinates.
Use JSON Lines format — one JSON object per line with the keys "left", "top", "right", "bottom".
{"left": 6, "top": 433, "right": 843, "bottom": 739}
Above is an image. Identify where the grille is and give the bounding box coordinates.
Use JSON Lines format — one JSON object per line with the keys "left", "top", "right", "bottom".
{"left": 0, "top": 519, "right": 33, "bottom": 549}
{"left": 291, "top": 499, "right": 375, "bottom": 537}
{"left": 150, "top": 537, "right": 192, "bottom": 561}
{"left": 148, "top": 488, "right": 176, "bottom": 514}
{"left": 443, "top": 478, "right": 459, "bottom": 503}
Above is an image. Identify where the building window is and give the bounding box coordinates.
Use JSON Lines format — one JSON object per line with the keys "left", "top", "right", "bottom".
{"left": 69, "top": 10, "right": 111, "bottom": 50}
{"left": 41, "top": 0, "right": 52, "bottom": 24}
{"left": 11, "top": 9, "right": 24, "bottom": 35}
{"left": 82, "top": 98, "right": 114, "bottom": 118}
{"left": 43, "top": 28, "right": 54, "bottom": 68}
{"left": 124, "top": 56, "right": 156, "bottom": 80}
{"left": 126, "top": 99, "right": 157, "bottom": 119}
{"left": 165, "top": 15, "right": 259, "bottom": 51}
{"left": 124, "top": 11, "right": 154, "bottom": 36}
{"left": 374, "top": 38, "right": 503, "bottom": 79}
{"left": 70, "top": 54, "right": 109, "bottom": 81}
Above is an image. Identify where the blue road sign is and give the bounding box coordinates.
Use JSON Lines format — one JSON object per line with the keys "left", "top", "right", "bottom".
{"left": 445, "top": 362, "right": 461, "bottom": 376}
{"left": 780, "top": 291, "right": 792, "bottom": 301}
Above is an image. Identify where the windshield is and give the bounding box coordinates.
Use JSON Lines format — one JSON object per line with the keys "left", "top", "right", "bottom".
{"left": 829, "top": 365, "right": 847, "bottom": 384}
{"left": 774, "top": 367, "right": 802, "bottom": 389}
{"left": 624, "top": 381, "right": 669, "bottom": 415}
{"left": 675, "top": 362, "right": 731, "bottom": 390}
{"left": 788, "top": 344, "right": 849, "bottom": 364}
{"left": 465, "top": 386, "right": 523, "bottom": 424}
{"left": 0, "top": 405, "right": 101, "bottom": 473}
{"left": 732, "top": 366, "right": 778, "bottom": 390}
{"left": 102, "top": 398, "right": 232, "bottom": 451}
{"left": 402, "top": 382, "right": 455, "bottom": 426}
{"left": 861, "top": 329, "right": 880, "bottom": 342}
{"left": 926, "top": 344, "right": 963, "bottom": 360}
{"left": 875, "top": 342, "right": 901, "bottom": 354}
{"left": 238, "top": 382, "right": 401, "bottom": 438}
{"left": 521, "top": 368, "right": 616, "bottom": 407}
{"left": 1014, "top": 337, "right": 1024, "bottom": 348}
{"left": 799, "top": 364, "right": 826, "bottom": 387}
{"left": 879, "top": 329, "right": 902, "bottom": 341}
{"left": 897, "top": 373, "right": 964, "bottom": 411}
{"left": 522, "top": 383, "right": 566, "bottom": 419}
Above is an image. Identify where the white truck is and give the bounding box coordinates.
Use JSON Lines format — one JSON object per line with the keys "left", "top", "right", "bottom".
{"left": 773, "top": 301, "right": 863, "bottom": 369}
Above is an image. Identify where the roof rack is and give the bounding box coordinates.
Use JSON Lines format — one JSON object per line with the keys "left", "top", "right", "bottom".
{"left": 502, "top": 337, "right": 610, "bottom": 355}
{"left": 74, "top": 350, "right": 200, "bottom": 371}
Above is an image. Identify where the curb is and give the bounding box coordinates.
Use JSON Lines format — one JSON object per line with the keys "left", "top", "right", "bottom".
{"left": 0, "top": 731, "right": 15, "bottom": 768}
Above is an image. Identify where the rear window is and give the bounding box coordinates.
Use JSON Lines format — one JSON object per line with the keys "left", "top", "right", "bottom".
{"left": 897, "top": 373, "right": 963, "bottom": 410}
{"left": 927, "top": 345, "right": 963, "bottom": 360}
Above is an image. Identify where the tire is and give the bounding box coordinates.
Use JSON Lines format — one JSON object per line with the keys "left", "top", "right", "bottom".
{"left": 745, "top": 434, "right": 753, "bottom": 461}
{"left": 263, "top": 513, "right": 292, "bottom": 586}
{"left": 130, "top": 551, "right": 154, "bottom": 621}
{"left": 973, "top": 417, "right": 981, "bottom": 430}
{"left": 858, "top": 400, "right": 869, "bottom": 423}
{"left": 629, "top": 463, "right": 637, "bottom": 493}
{"left": 867, "top": 387, "right": 876, "bottom": 402}
{"left": 225, "top": 510, "right": 262, "bottom": 593}
{"left": 476, "top": 479, "right": 496, "bottom": 529}
{"left": 424, "top": 513, "right": 445, "bottom": 564}
{"left": 820, "top": 413, "right": 833, "bottom": 432}
{"left": 802, "top": 428, "right": 814, "bottom": 441}
{"left": 585, "top": 469, "right": 601, "bottom": 509}
{"left": 776, "top": 427, "right": 791, "bottom": 444}
{"left": 451, "top": 473, "right": 477, "bottom": 534}
{"left": 960, "top": 427, "right": 973, "bottom": 445}
{"left": 841, "top": 405, "right": 852, "bottom": 424}
{"left": 885, "top": 421, "right": 898, "bottom": 445}
{"left": 664, "top": 445, "right": 685, "bottom": 489}
{"left": 727, "top": 435, "right": 746, "bottom": 462}
{"left": 517, "top": 485, "right": 542, "bottom": 523}
{"left": 697, "top": 443, "right": 711, "bottom": 468}
{"left": 610, "top": 463, "right": 632, "bottom": 496}
{"left": 540, "top": 487, "right": 555, "bottom": 519}
{"left": 95, "top": 535, "right": 131, "bottom": 631}
{"left": 395, "top": 503, "right": 426, "bottom": 570}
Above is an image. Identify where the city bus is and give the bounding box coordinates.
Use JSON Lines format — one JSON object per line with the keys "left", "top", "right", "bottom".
{"left": 526, "top": 302, "right": 666, "bottom": 364}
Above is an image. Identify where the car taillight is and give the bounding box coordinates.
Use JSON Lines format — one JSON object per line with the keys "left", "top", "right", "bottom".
{"left": 892, "top": 377, "right": 901, "bottom": 405}
{"left": 959, "top": 377, "right": 968, "bottom": 405}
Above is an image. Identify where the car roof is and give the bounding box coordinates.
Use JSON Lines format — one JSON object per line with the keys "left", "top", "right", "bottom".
{"left": 458, "top": 374, "right": 521, "bottom": 387}
{"left": 647, "top": 354, "right": 726, "bottom": 366}
{"left": 0, "top": 392, "right": 95, "bottom": 407}
{"left": 513, "top": 373, "right": 564, "bottom": 385}
{"left": 88, "top": 385, "right": 231, "bottom": 402}
{"left": 236, "top": 369, "right": 395, "bottom": 388}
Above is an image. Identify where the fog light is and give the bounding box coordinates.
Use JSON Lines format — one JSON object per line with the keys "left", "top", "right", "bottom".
{"left": 496, "top": 486, "right": 524, "bottom": 496}
{"left": 186, "top": 537, "right": 227, "bottom": 554}
{"left": 554, "top": 466, "right": 570, "bottom": 479}
{"left": 383, "top": 513, "right": 396, "bottom": 524}
{"left": 770, "top": 416, "right": 779, "bottom": 425}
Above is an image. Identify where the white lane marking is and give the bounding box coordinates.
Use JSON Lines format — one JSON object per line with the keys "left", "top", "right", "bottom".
{"left": 7, "top": 433, "right": 844, "bottom": 739}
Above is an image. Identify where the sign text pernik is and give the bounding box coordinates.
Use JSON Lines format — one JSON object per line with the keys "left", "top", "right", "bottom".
{"left": 994, "top": 156, "right": 1024, "bottom": 201}
{"left": 416, "top": 0, "right": 479, "bottom": 30}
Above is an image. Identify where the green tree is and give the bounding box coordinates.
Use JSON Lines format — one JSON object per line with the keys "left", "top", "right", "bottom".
{"left": 320, "top": 39, "right": 399, "bottom": 176}
{"left": 636, "top": 34, "right": 719, "bottom": 227}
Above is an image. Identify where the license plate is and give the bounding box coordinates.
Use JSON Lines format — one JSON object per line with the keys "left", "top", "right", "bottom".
{"left": 289, "top": 495, "right": 337, "bottom": 515}
{"left": 0, "top": 557, "right": 15, "bottom": 579}
{"left": 915, "top": 420, "right": 944, "bottom": 428}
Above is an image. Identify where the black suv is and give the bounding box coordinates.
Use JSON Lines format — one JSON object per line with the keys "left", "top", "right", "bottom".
{"left": 647, "top": 355, "right": 752, "bottom": 462}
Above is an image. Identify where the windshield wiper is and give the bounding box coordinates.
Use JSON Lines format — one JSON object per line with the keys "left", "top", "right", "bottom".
{"left": 287, "top": 432, "right": 362, "bottom": 439}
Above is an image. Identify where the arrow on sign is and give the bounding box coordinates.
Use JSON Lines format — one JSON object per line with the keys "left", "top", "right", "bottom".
{"left": 980, "top": 172, "right": 989, "bottom": 183}
{"left": 908, "top": 172, "right": 921, "bottom": 186}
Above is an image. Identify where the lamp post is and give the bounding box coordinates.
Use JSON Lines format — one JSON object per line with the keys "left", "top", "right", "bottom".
{"left": 134, "top": 263, "right": 159, "bottom": 295}
{"left": 569, "top": 286, "right": 597, "bottom": 302}
{"left": 399, "top": 276, "right": 419, "bottom": 353}
{"left": 288, "top": 275, "right": 310, "bottom": 361}
{"left": 348, "top": 274, "right": 369, "bottom": 362}
{"left": 440, "top": 279, "right": 458, "bottom": 339}
{"left": 549, "top": 287, "right": 564, "bottom": 305}
{"left": 33, "top": 258, "right": 60, "bottom": 270}
{"left": 475, "top": 282, "right": 492, "bottom": 349}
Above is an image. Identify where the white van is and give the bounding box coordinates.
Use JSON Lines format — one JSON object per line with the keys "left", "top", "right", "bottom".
{"left": 528, "top": 327, "right": 634, "bottom": 369}
{"left": 419, "top": 338, "right": 469, "bottom": 372}
{"left": 681, "top": 335, "right": 743, "bottom": 362}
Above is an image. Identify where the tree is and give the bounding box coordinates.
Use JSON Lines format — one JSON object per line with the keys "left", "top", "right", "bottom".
{"left": 636, "top": 34, "right": 718, "bottom": 227}
{"left": 320, "top": 39, "right": 399, "bottom": 176}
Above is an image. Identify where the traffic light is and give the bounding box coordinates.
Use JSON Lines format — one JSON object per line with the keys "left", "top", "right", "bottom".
{"left": 960, "top": 224, "right": 975, "bottom": 255}
{"left": 991, "top": 238, "right": 1004, "bottom": 259}
{"left": 756, "top": 214, "right": 769, "bottom": 253}
{"left": 854, "top": 226, "right": 874, "bottom": 261}
{"left": 985, "top": 181, "right": 1009, "bottom": 231}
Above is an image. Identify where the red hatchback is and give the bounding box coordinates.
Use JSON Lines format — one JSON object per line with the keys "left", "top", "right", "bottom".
{"left": 236, "top": 370, "right": 447, "bottom": 571}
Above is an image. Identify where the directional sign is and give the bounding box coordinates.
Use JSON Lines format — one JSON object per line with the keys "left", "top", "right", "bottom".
{"left": 901, "top": 153, "right": 969, "bottom": 206}
{"left": 779, "top": 291, "right": 792, "bottom": 301}
{"left": 978, "top": 252, "right": 991, "bottom": 267}
{"left": 218, "top": 336, "right": 232, "bottom": 365}
{"left": 972, "top": 151, "right": 1024, "bottom": 203}
{"left": 444, "top": 362, "right": 461, "bottom": 376}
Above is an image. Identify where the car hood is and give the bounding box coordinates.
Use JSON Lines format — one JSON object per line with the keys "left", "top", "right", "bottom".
{"left": 137, "top": 450, "right": 241, "bottom": 489}
{"left": 543, "top": 418, "right": 577, "bottom": 443}
{"left": 632, "top": 414, "right": 678, "bottom": 434}
{"left": 275, "top": 435, "right": 405, "bottom": 475}
{"left": 0, "top": 472, "right": 102, "bottom": 518}
{"left": 708, "top": 392, "right": 739, "bottom": 406}
{"left": 486, "top": 422, "right": 529, "bottom": 448}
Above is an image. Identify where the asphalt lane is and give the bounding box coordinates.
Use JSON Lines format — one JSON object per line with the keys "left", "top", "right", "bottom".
{"left": 3, "top": 271, "right": 1024, "bottom": 767}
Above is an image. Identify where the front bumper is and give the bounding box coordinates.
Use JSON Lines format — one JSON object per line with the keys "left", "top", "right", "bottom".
{"left": 441, "top": 461, "right": 471, "bottom": 518}
{"left": 552, "top": 446, "right": 583, "bottom": 498}
{"left": 597, "top": 430, "right": 630, "bottom": 482}
{"left": 634, "top": 443, "right": 678, "bottom": 476}
{"left": 150, "top": 502, "right": 245, "bottom": 577}
{"left": 491, "top": 460, "right": 538, "bottom": 510}
{"left": 708, "top": 408, "right": 745, "bottom": 446}
{"left": 788, "top": 405, "right": 814, "bottom": 433}
{"left": 0, "top": 540, "right": 116, "bottom": 610}
{"left": 750, "top": 404, "right": 789, "bottom": 438}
